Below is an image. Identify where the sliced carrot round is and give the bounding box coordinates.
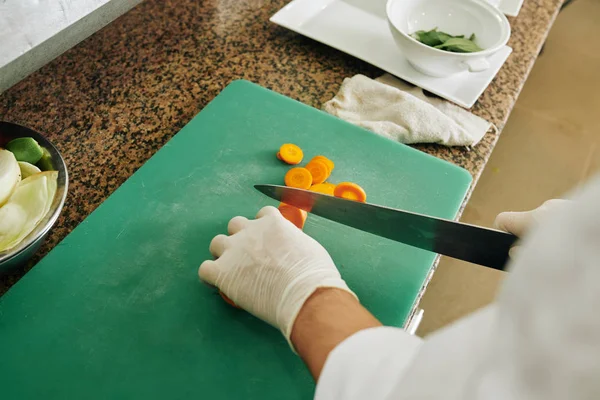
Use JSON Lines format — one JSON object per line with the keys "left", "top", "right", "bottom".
{"left": 310, "top": 182, "right": 336, "bottom": 195}
{"left": 311, "top": 155, "right": 334, "bottom": 171}
{"left": 279, "top": 203, "right": 308, "bottom": 230}
{"left": 220, "top": 291, "right": 241, "bottom": 309}
{"left": 284, "top": 167, "right": 313, "bottom": 189}
{"left": 305, "top": 159, "right": 331, "bottom": 185}
{"left": 279, "top": 144, "right": 303, "bottom": 165}
{"left": 334, "top": 182, "right": 367, "bottom": 203}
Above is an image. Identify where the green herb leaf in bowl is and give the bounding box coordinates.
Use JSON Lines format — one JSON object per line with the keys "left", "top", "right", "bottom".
{"left": 412, "top": 28, "right": 482, "bottom": 53}
{"left": 412, "top": 28, "right": 453, "bottom": 47}
{"left": 435, "top": 37, "right": 483, "bottom": 53}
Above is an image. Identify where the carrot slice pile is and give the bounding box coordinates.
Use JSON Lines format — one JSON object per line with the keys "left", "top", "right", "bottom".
{"left": 279, "top": 203, "right": 308, "bottom": 229}
{"left": 305, "top": 159, "right": 331, "bottom": 185}
{"left": 274, "top": 146, "right": 368, "bottom": 228}
{"left": 310, "top": 182, "right": 336, "bottom": 195}
{"left": 311, "top": 155, "right": 334, "bottom": 172}
{"left": 334, "top": 182, "right": 367, "bottom": 203}
{"left": 279, "top": 144, "right": 304, "bottom": 165}
{"left": 284, "top": 167, "right": 313, "bottom": 189}
{"left": 220, "top": 291, "right": 241, "bottom": 309}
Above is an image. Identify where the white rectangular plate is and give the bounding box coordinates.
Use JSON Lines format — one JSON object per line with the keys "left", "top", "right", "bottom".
{"left": 271, "top": 0, "right": 512, "bottom": 108}
{"left": 487, "top": 0, "right": 524, "bottom": 17}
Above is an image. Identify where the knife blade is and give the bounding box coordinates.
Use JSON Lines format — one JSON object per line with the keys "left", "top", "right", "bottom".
{"left": 255, "top": 184, "right": 517, "bottom": 270}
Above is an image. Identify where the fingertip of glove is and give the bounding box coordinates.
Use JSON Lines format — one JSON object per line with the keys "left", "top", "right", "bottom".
{"left": 494, "top": 211, "right": 527, "bottom": 235}
{"left": 256, "top": 205, "right": 280, "bottom": 219}
{"left": 209, "top": 234, "right": 229, "bottom": 258}
{"left": 199, "top": 259, "right": 219, "bottom": 286}
{"left": 508, "top": 245, "right": 521, "bottom": 259}
{"left": 493, "top": 211, "right": 511, "bottom": 231}
{"left": 228, "top": 216, "right": 249, "bottom": 235}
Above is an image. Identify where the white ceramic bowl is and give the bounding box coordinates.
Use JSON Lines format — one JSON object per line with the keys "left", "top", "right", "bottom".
{"left": 386, "top": 0, "right": 511, "bottom": 77}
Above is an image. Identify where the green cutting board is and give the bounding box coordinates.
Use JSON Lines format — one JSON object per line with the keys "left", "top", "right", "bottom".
{"left": 0, "top": 80, "right": 471, "bottom": 399}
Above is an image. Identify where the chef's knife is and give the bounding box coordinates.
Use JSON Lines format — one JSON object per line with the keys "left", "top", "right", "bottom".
{"left": 255, "top": 185, "right": 517, "bottom": 271}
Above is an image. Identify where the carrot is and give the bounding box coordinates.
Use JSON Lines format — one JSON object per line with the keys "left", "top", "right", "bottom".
{"left": 284, "top": 167, "right": 313, "bottom": 189}
{"left": 305, "top": 159, "right": 331, "bottom": 185}
{"left": 279, "top": 203, "right": 308, "bottom": 229}
{"left": 311, "top": 155, "right": 334, "bottom": 171}
{"left": 279, "top": 144, "right": 303, "bottom": 165}
{"left": 334, "top": 182, "right": 367, "bottom": 203}
{"left": 310, "top": 182, "right": 336, "bottom": 195}
{"left": 276, "top": 152, "right": 283, "bottom": 161}
{"left": 220, "top": 291, "right": 241, "bottom": 309}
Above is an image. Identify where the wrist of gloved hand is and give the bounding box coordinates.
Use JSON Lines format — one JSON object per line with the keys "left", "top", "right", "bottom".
{"left": 198, "top": 206, "right": 356, "bottom": 347}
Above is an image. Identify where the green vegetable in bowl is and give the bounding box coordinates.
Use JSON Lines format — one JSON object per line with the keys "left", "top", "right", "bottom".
{"left": 412, "top": 29, "right": 454, "bottom": 47}
{"left": 36, "top": 147, "right": 54, "bottom": 171}
{"left": 6, "top": 137, "right": 44, "bottom": 164}
{"left": 412, "top": 28, "right": 483, "bottom": 53}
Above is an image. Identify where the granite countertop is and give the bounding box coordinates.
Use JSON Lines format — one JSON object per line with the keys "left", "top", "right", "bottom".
{"left": 0, "top": 0, "right": 563, "bottom": 293}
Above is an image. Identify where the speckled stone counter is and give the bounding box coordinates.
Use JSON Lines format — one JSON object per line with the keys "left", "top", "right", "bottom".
{"left": 0, "top": 0, "right": 563, "bottom": 294}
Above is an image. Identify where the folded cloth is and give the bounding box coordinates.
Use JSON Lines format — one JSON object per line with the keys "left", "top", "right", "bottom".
{"left": 322, "top": 74, "right": 493, "bottom": 147}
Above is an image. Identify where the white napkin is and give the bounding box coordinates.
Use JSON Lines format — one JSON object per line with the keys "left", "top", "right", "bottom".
{"left": 323, "top": 74, "right": 493, "bottom": 147}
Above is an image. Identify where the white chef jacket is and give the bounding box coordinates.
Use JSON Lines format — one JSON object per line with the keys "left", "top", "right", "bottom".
{"left": 316, "top": 174, "right": 600, "bottom": 400}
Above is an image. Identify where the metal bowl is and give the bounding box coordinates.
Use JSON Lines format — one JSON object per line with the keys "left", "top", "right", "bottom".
{"left": 0, "top": 121, "right": 69, "bottom": 272}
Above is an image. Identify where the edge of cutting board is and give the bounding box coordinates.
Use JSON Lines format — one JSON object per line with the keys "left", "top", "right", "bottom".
{"left": 224, "top": 79, "right": 474, "bottom": 183}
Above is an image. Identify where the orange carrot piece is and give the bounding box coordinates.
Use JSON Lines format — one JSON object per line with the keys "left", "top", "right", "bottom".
{"left": 276, "top": 152, "right": 283, "bottom": 161}
{"left": 310, "top": 182, "right": 336, "bottom": 195}
{"left": 220, "top": 291, "right": 241, "bottom": 309}
{"left": 284, "top": 167, "right": 313, "bottom": 189}
{"left": 279, "top": 203, "right": 308, "bottom": 229}
{"left": 279, "top": 144, "right": 303, "bottom": 165}
{"left": 311, "top": 155, "right": 334, "bottom": 171}
{"left": 334, "top": 182, "right": 367, "bottom": 203}
{"left": 305, "top": 159, "right": 331, "bottom": 185}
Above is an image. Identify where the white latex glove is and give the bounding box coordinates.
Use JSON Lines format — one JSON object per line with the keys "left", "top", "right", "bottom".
{"left": 198, "top": 206, "right": 356, "bottom": 344}
{"left": 494, "top": 199, "right": 570, "bottom": 256}
{"left": 494, "top": 199, "right": 570, "bottom": 236}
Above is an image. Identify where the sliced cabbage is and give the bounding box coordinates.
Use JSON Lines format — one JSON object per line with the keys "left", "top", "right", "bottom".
{"left": 0, "top": 171, "right": 58, "bottom": 252}
{"left": 18, "top": 161, "right": 42, "bottom": 179}
{"left": 0, "top": 149, "right": 21, "bottom": 206}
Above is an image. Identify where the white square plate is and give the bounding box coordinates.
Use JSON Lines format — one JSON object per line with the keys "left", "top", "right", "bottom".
{"left": 271, "top": 0, "right": 512, "bottom": 108}
{"left": 487, "top": 0, "right": 524, "bottom": 17}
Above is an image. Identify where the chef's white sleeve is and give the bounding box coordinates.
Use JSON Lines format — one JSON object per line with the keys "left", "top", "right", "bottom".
{"left": 316, "top": 174, "right": 600, "bottom": 400}
{"left": 314, "top": 327, "right": 423, "bottom": 400}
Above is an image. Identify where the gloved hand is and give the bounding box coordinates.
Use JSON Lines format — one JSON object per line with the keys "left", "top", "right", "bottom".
{"left": 494, "top": 199, "right": 570, "bottom": 256}
{"left": 198, "top": 206, "right": 356, "bottom": 344}
{"left": 494, "top": 199, "right": 570, "bottom": 236}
